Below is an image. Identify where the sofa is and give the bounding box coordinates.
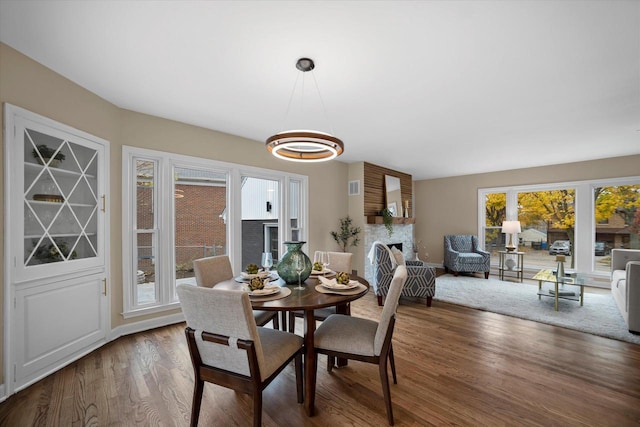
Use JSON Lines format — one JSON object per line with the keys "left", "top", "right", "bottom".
{"left": 611, "top": 249, "right": 640, "bottom": 334}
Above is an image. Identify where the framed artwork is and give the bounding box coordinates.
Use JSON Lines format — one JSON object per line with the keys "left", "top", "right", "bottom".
{"left": 387, "top": 202, "right": 397, "bottom": 217}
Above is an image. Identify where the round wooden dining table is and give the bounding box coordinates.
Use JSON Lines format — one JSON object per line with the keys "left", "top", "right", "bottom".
{"left": 215, "top": 273, "right": 370, "bottom": 416}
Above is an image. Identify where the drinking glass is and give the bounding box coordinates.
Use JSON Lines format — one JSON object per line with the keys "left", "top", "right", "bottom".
{"left": 294, "top": 253, "right": 305, "bottom": 290}
{"left": 261, "top": 252, "right": 273, "bottom": 272}
{"left": 322, "top": 252, "right": 330, "bottom": 277}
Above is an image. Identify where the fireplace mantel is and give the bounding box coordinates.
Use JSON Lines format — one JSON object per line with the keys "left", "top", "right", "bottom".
{"left": 366, "top": 216, "right": 415, "bottom": 225}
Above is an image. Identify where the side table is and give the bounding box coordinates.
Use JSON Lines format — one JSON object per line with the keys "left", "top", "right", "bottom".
{"left": 498, "top": 250, "right": 524, "bottom": 282}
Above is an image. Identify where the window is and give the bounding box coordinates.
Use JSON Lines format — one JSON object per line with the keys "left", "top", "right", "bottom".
{"left": 593, "top": 183, "right": 640, "bottom": 272}
{"left": 479, "top": 176, "right": 640, "bottom": 279}
{"left": 122, "top": 147, "right": 308, "bottom": 317}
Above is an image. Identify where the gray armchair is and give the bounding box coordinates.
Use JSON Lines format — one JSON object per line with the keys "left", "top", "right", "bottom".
{"left": 443, "top": 235, "right": 490, "bottom": 279}
{"left": 372, "top": 242, "right": 436, "bottom": 307}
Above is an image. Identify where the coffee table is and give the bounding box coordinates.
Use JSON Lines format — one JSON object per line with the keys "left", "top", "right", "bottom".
{"left": 532, "top": 269, "right": 585, "bottom": 311}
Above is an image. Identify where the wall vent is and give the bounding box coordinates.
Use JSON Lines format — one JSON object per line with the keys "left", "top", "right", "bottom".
{"left": 348, "top": 180, "right": 360, "bottom": 196}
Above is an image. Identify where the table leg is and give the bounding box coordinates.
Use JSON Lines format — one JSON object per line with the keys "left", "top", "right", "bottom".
{"left": 304, "top": 309, "right": 317, "bottom": 416}
{"left": 555, "top": 282, "right": 559, "bottom": 311}
{"left": 580, "top": 286, "right": 584, "bottom": 306}
{"left": 538, "top": 280, "right": 542, "bottom": 300}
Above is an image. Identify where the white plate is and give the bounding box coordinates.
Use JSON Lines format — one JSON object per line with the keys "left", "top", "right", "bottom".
{"left": 318, "top": 277, "right": 359, "bottom": 290}
{"left": 241, "top": 271, "right": 271, "bottom": 279}
{"left": 248, "top": 285, "right": 280, "bottom": 296}
{"left": 310, "top": 268, "right": 333, "bottom": 275}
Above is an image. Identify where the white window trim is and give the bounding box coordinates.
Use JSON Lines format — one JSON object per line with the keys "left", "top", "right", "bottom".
{"left": 478, "top": 176, "right": 640, "bottom": 280}
{"left": 122, "top": 146, "right": 308, "bottom": 318}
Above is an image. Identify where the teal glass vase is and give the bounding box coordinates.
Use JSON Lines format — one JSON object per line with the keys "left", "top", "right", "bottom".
{"left": 277, "top": 241, "right": 312, "bottom": 285}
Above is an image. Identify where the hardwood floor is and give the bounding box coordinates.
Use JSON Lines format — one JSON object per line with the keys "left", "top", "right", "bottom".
{"left": 2, "top": 290, "right": 639, "bottom": 426}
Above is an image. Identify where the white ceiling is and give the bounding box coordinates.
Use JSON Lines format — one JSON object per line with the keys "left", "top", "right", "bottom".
{"left": 1, "top": 1, "right": 638, "bottom": 180}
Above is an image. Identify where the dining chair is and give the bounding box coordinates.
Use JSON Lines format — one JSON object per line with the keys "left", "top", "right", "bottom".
{"left": 313, "top": 265, "right": 408, "bottom": 426}
{"left": 193, "top": 255, "right": 279, "bottom": 329}
{"left": 288, "top": 251, "right": 354, "bottom": 332}
{"left": 176, "top": 284, "right": 304, "bottom": 427}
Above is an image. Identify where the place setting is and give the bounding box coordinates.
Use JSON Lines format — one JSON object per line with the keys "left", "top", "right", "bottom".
{"left": 240, "top": 253, "right": 291, "bottom": 301}
{"left": 315, "top": 272, "right": 367, "bottom": 295}
{"left": 310, "top": 251, "right": 336, "bottom": 278}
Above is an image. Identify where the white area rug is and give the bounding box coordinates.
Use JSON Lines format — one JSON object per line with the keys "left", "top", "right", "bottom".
{"left": 434, "top": 274, "right": 640, "bottom": 345}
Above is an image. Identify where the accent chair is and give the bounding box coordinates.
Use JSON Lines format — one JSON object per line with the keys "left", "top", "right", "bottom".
{"left": 443, "top": 235, "right": 491, "bottom": 279}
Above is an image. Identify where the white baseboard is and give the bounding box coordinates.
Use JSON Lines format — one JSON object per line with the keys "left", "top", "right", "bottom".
{"left": 110, "top": 312, "right": 185, "bottom": 341}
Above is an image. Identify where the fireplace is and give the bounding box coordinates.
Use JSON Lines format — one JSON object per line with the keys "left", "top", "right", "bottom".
{"left": 387, "top": 243, "right": 403, "bottom": 251}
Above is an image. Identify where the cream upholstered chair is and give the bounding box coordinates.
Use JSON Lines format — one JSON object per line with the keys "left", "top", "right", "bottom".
{"left": 176, "top": 285, "right": 303, "bottom": 427}
{"left": 288, "top": 251, "right": 354, "bottom": 332}
{"left": 324, "top": 251, "right": 353, "bottom": 275}
{"left": 193, "top": 255, "right": 279, "bottom": 329}
{"left": 314, "top": 265, "right": 408, "bottom": 426}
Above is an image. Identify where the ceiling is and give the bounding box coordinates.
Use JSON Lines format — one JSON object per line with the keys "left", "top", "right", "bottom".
{"left": 1, "top": 1, "right": 638, "bottom": 180}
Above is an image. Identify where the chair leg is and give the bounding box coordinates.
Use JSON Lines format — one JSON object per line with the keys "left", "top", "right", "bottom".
{"left": 327, "top": 355, "right": 334, "bottom": 372}
{"left": 389, "top": 345, "right": 397, "bottom": 384}
{"left": 191, "top": 379, "right": 204, "bottom": 427}
{"left": 253, "top": 390, "right": 263, "bottom": 427}
{"left": 272, "top": 314, "right": 280, "bottom": 330}
{"left": 288, "top": 311, "right": 295, "bottom": 332}
{"left": 377, "top": 295, "right": 383, "bottom": 306}
{"left": 426, "top": 296, "right": 432, "bottom": 307}
{"left": 379, "top": 356, "right": 395, "bottom": 425}
{"left": 484, "top": 271, "right": 489, "bottom": 279}
{"left": 453, "top": 271, "right": 459, "bottom": 277}
{"left": 295, "top": 353, "right": 304, "bottom": 403}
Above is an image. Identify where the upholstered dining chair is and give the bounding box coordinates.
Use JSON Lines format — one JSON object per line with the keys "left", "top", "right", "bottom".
{"left": 193, "top": 255, "right": 279, "bottom": 329}
{"left": 314, "top": 265, "right": 408, "bottom": 426}
{"left": 371, "top": 242, "right": 436, "bottom": 307}
{"left": 176, "top": 285, "right": 303, "bottom": 427}
{"left": 288, "top": 251, "right": 354, "bottom": 332}
{"left": 443, "top": 235, "right": 491, "bottom": 279}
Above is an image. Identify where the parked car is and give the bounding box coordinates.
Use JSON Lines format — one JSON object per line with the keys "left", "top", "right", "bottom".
{"left": 549, "top": 240, "right": 571, "bottom": 255}
{"left": 594, "top": 241, "right": 607, "bottom": 256}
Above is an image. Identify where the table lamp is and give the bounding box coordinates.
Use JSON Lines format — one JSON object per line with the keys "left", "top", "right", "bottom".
{"left": 502, "top": 220, "right": 521, "bottom": 252}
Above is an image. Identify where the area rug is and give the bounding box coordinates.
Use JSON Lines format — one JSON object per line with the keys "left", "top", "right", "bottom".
{"left": 434, "top": 274, "right": 640, "bottom": 345}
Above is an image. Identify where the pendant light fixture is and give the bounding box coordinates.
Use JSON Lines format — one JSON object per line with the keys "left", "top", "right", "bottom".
{"left": 266, "top": 58, "right": 344, "bottom": 162}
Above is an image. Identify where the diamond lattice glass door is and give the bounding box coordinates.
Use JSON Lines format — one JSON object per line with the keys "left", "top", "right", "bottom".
{"left": 23, "top": 128, "right": 99, "bottom": 266}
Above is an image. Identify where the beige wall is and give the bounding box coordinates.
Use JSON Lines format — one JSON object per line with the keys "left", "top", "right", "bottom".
{"left": 414, "top": 154, "right": 640, "bottom": 265}
{"left": 0, "top": 43, "right": 349, "bottom": 383}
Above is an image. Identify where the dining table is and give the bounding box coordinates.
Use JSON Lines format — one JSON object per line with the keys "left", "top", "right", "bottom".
{"left": 215, "top": 272, "right": 370, "bottom": 416}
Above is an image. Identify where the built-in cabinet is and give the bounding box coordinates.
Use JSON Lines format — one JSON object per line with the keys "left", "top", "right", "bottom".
{"left": 3, "top": 104, "right": 109, "bottom": 393}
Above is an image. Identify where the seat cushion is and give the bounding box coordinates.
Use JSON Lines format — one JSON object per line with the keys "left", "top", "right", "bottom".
{"left": 314, "top": 314, "right": 378, "bottom": 357}
{"left": 457, "top": 253, "right": 483, "bottom": 263}
{"left": 257, "top": 328, "right": 303, "bottom": 380}
{"left": 253, "top": 309, "right": 276, "bottom": 326}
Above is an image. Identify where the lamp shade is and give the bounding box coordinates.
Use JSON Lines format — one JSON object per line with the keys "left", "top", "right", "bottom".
{"left": 501, "top": 221, "right": 521, "bottom": 234}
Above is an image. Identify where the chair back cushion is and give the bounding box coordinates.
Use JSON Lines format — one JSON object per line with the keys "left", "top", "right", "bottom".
{"left": 193, "top": 255, "right": 234, "bottom": 288}
{"left": 176, "top": 284, "right": 264, "bottom": 377}
{"left": 446, "top": 235, "right": 473, "bottom": 253}
{"left": 374, "top": 265, "right": 407, "bottom": 355}
{"left": 326, "top": 251, "right": 353, "bottom": 274}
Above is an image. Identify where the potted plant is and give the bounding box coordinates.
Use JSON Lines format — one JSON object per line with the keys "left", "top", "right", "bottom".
{"left": 330, "top": 216, "right": 361, "bottom": 252}
{"left": 32, "top": 144, "right": 65, "bottom": 167}
{"left": 381, "top": 208, "right": 394, "bottom": 237}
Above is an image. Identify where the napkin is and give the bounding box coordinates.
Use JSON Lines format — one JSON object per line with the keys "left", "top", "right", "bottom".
{"left": 318, "top": 276, "right": 358, "bottom": 289}
{"left": 241, "top": 271, "right": 270, "bottom": 279}
{"left": 249, "top": 284, "right": 279, "bottom": 295}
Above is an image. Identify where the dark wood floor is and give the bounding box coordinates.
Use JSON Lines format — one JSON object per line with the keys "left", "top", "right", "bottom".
{"left": 1, "top": 290, "right": 640, "bottom": 426}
